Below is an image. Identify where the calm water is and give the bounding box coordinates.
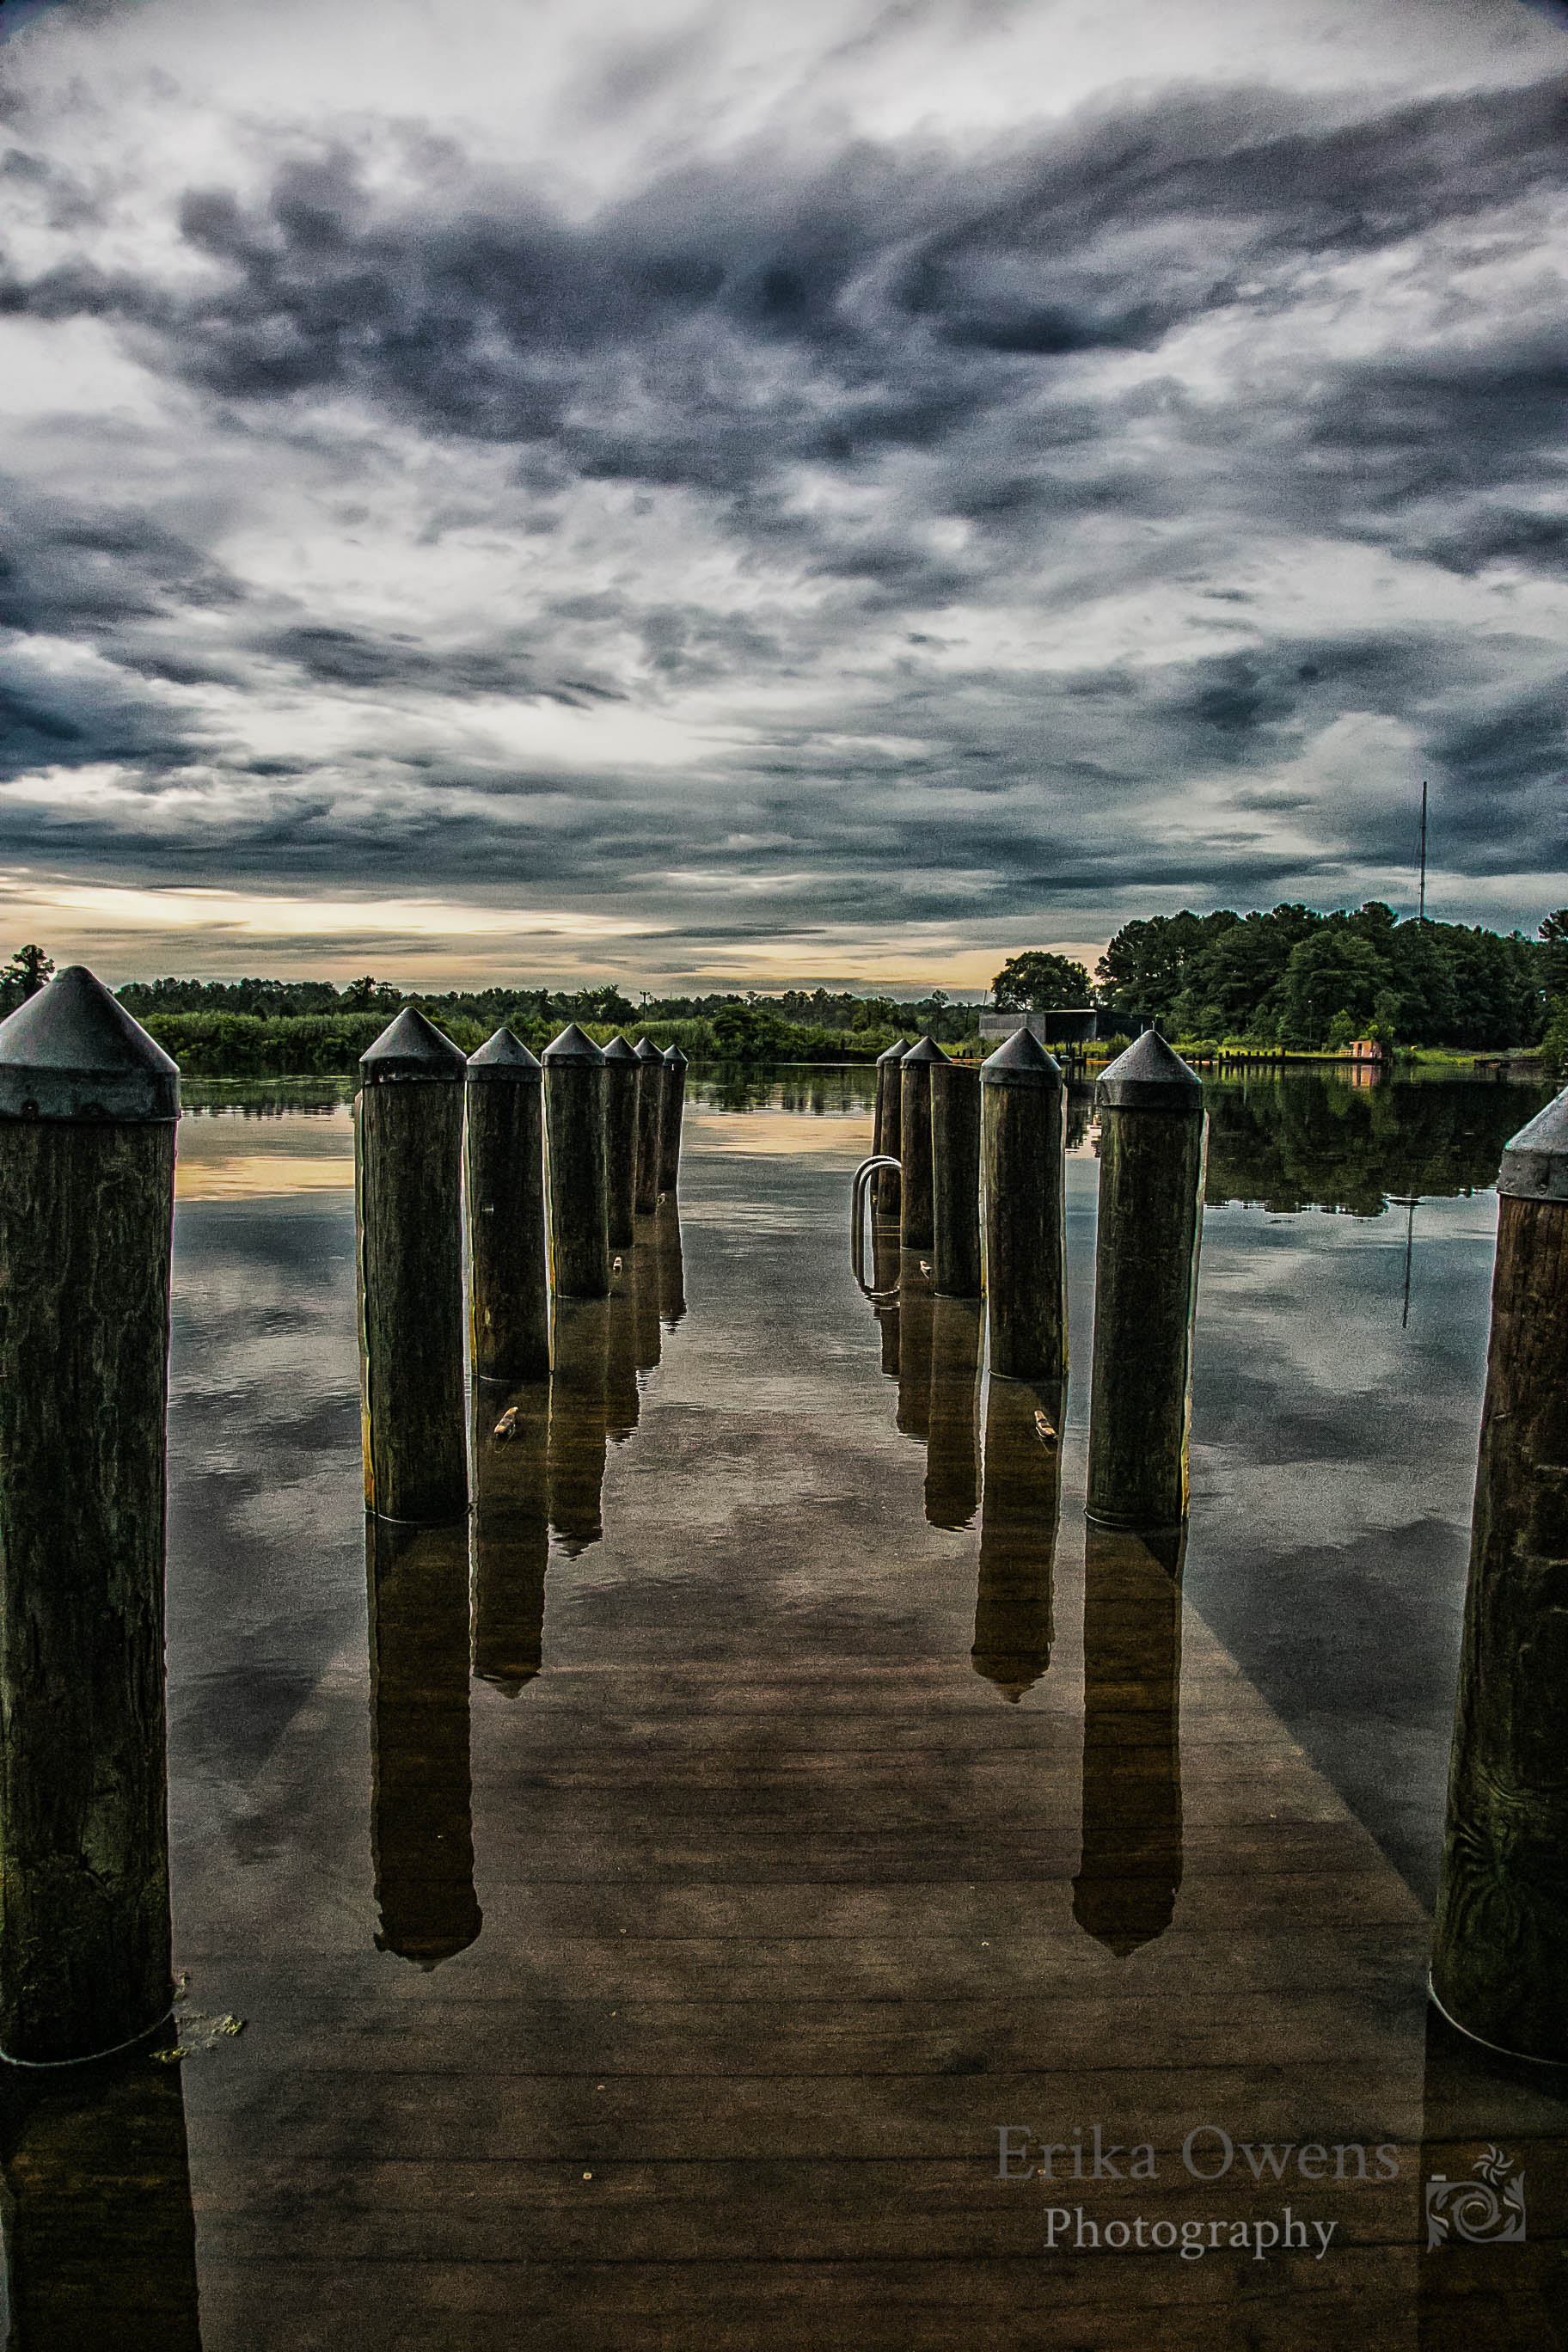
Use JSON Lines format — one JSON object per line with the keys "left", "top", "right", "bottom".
{"left": 7, "top": 1068, "right": 1565, "bottom": 2349}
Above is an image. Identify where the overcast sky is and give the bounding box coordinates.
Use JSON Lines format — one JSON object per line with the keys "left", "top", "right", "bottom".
{"left": 2, "top": 0, "right": 1566, "bottom": 989}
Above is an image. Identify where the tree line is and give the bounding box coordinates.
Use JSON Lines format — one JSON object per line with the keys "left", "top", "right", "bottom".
{"left": 1089, "top": 904, "right": 1559, "bottom": 1052}
{"left": 1, "top": 900, "right": 1563, "bottom": 1067}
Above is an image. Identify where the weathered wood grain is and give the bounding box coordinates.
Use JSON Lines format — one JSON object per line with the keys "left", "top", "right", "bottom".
{"left": 929, "top": 1061, "right": 982, "bottom": 1299}
{"left": 1086, "top": 1104, "right": 1206, "bottom": 1530}
{"left": 0, "top": 1118, "right": 175, "bottom": 2061}
{"left": 464, "top": 1072, "right": 548, "bottom": 1385}
{"left": 1432, "top": 1190, "right": 1568, "bottom": 2059}
{"left": 980, "top": 1057, "right": 1068, "bottom": 1384}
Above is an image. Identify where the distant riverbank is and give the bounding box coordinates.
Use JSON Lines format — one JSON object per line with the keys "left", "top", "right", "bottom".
{"left": 141, "top": 1008, "right": 947, "bottom": 1076}
{"left": 147, "top": 1008, "right": 1545, "bottom": 1083}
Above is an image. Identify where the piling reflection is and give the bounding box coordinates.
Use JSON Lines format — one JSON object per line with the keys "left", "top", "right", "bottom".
{"left": 547, "top": 1297, "right": 609, "bottom": 1555}
{"left": 896, "top": 1252, "right": 934, "bottom": 1443}
{"left": 925, "top": 1295, "right": 982, "bottom": 1532}
{"left": 870, "top": 1216, "right": 900, "bottom": 1375}
{"left": 1073, "top": 1522, "right": 1185, "bottom": 1955}
{"left": 632, "top": 1214, "right": 663, "bottom": 1375}
{"left": 366, "top": 1516, "right": 481, "bottom": 1966}
{"left": 654, "top": 1197, "right": 686, "bottom": 1329}
{"left": 471, "top": 1381, "right": 549, "bottom": 1695}
{"left": 0, "top": 2043, "right": 201, "bottom": 2350}
{"left": 1417, "top": 1999, "right": 1568, "bottom": 2349}
{"left": 606, "top": 1253, "right": 641, "bottom": 1443}
{"left": 972, "top": 1378, "right": 1061, "bottom": 1700}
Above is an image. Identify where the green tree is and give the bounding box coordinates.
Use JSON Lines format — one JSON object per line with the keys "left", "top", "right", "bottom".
{"left": 1178, "top": 910, "right": 1303, "bottom": 1035}
{"left": 1386, "top": 922, "right": 1458, "bottom": 1045}
{"left": 1094, "top": 911, "right": 1239, "bottom": 1017}
{"left": 991, "top": 952, "right": 1092, "bottom": 1011}
{"left": 4, "top": 945, "right": 53, "bottom": 999}
{"left": 1541, "top": 910, "right": 1568, "bottom": 1001}
{"left": 1279, "top": 931, "right": 1387, "bottom": 1047}
{"left": 852, "top": 995, "right": 897, "bottom": 1032}
{"left": 340, "top": 975, "right": 401, "bottom": 1010}
{"left": 570, "top": 983, "right": 636, "bottom": 1026}
{"left": 711, "top": 1001, "right": 790, "bottom": 1061}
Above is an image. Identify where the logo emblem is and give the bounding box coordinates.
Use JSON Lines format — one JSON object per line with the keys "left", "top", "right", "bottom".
{"left": 1425, "top": 2147, "right": 1526, "bottom": 2250}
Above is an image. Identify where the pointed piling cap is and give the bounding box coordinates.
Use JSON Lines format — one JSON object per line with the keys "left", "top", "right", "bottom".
{"left": 876, "top": 1038, "right": 911, "bottom": 1065}
{"left": 360, "top": 1007, "right": 467, "bottom": 1083}
{"left": 633, "top": 1035, "right": 663, "bottom": 1064}
{"left": 467, "top": 1026, "right": 541, "bottom": 1084}
{"left": 0, "top": 965, "right": 180, "bottom": 1122}
{"left": 602, "top": 1034, "right": 638, "bottom": 1065}
{"left": 542, "top": 1020, "right": 604, "bottom": 1065}
{"left": 902, "top": 1035, "right": 948, "bottom": 1065}
{"left": 980, "top": 1026, "right": 1063, "bottom": 1090}
{"left": 1096, "top": 1029, "right": 1203, "bottom": 1112}
{"left": 663, "top": 1044, "right": 688, "bottom": 1068}
{"left": 1498, "top": 1085, "right": 1568, "bottom": 1203}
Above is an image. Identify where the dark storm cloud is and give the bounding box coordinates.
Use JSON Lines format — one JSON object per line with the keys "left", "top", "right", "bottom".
{"left": 0, "top": 487, "right": 242, "bottom": 635}
{"left": 7, "top": 74, "right": 1563, "bottom": 493}
{"left": 1417, "top": 505, "right": 1568, "bottom": 575}
{"left": 3, "top": 59, "right": 1567, "bottom": 944}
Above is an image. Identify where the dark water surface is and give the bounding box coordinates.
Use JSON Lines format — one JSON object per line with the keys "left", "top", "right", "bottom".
{"left": 9, "top": 1069, "right": 1568, "bottom": 2349}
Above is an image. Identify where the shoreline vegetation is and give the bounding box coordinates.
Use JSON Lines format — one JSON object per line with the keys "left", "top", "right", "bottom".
{"left": 149, "top": 1011, "right": 1549, "bottom": 1084}
{"left": 2, "top": 895, "right": 1561, "bottom": 1081}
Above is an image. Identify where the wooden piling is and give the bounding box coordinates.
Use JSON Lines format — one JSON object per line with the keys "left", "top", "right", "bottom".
{"left": 470, "top": 1380, "right": 550, "bottom": 1695}
{"left": 366, "top": 1517, "right": 481, "bottom": 1965}
{"left": 1431, "top": 1089, "right": 1568, "bottom": 2061}
{"left": 542, "top": 1022, "right": 609, "bottom": 1301}
{"left": 899, "top": 1037, "right": 944, "bottom": 1252}
{"left": 1086, "top": 1033, "right": 1206, "bottom": 1532}
{"left": 633, "top": 1036, "right": 664, "bottom": 1216}
{"left": 465, "top": 1027, "right": 548, "bottom": 1386}
{"left": 602, "top": 1036, "right": 639, "bottom": 1252}
{"left": 658, "top": 1045, "right": 688, "bottom": 1200}
{"left": 929, "top": 1057, "right": 982, "bottom": 1299}
{"left": 980, "top": 1027, "right": 1068, "bottom": 1384}
{"left": 357, "top": 1009, "right": 469, "bottom": 1526}
{"left": 873, "top": 1039, "right": 907, "bottom": 1222}
{"left": 0, "top": 966, "right": 179, "bottom": 2064}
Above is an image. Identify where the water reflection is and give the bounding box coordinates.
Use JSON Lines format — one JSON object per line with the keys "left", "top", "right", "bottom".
{"left": 606, "top": 1255, "right": 641, "bottom": 1442}
{"left": 1204, "top": 1075, "right": 1550, "bottom": 1216}
{"left": 895, "top": 1253, "right": 934, "bottom": 1444}
{"left": 0, "top": 2046, "right": 201, "bottom": 2350}
{"left": 631, "top": 1215, "right": 664, "bottom": 1375}
{"left": 547, "top": 1298, "right": 609, "bottom": 1555}
{"left": 926, "top": 1295, "right": 982, "bottom": 1532}
{"left": 366, "top": 1517, "right": 482, "bottom": 1967}
{"left": 869, "top": 1218, "right": 900, "bottom": 1375}
{"left": 972, "top": 1379, "right": 1061, "bottom": 1701}
{"left": 654, "top": 1197, "right": 686, "bottom": 1330}
{"left": 688, "top": 1068, "right": 878, "bottom": 1116}
{"left": 1417, "top": 2000, "right": 1568, "bottom": 2349}
{"left": 471, "top": 1381, "right": 550, "bottom": 1695}
{"left": 1073, "top": 1523, "right": 1185, "bottom": 1956}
